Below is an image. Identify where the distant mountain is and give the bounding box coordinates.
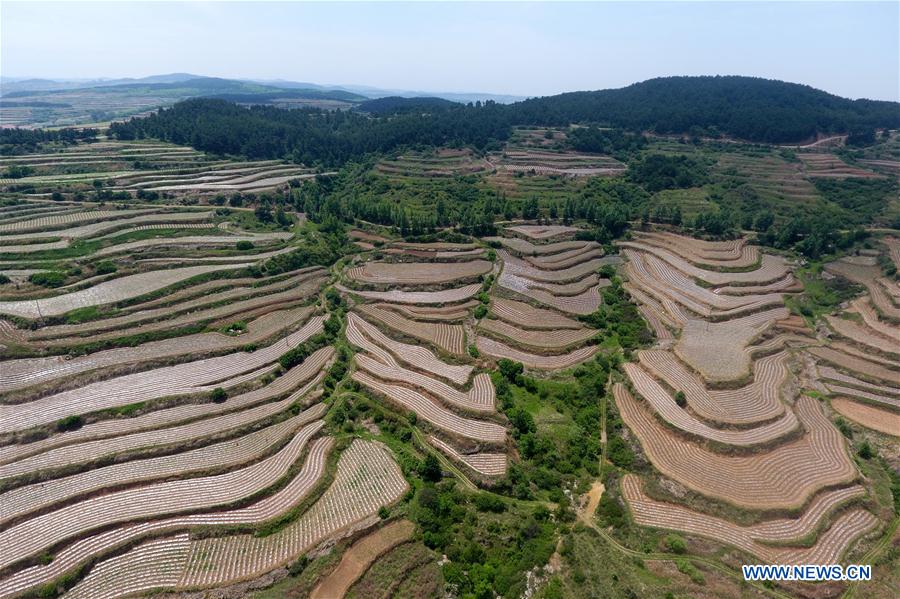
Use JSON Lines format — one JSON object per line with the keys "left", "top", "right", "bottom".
{"left": 356, "top": 96, "right": 460, "bottom": 115}
{"left": 0, "top": 73, "right": 204, "bottom": 95}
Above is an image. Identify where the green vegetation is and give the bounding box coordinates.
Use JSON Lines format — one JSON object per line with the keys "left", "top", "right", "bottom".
{"left": 28, "top": 271, "right": 66, "bottom": 288}
{"left": 786, "top": 262, "right": 863, "bottom": 321}
{"left": 580, "top": 275, "right": 652, "bottom": 351}
{"left": 627, "top": 154, "right": 709, "bottom": 192}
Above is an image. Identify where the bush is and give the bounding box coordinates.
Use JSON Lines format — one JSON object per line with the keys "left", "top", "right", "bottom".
{"left": 473, "top": 304, "right": 488, "bottom": 319}
{"left": 858, "top": 441, "right": 874, "bottom": 460}
{"left": 674, "top": 390, "right": 687, "bottom": 408}
{"left": 467, "top": 344, "right": 480, "bottom": 358}
{"left": 210, "top": 387, "right": 227, "bottom": 403}
{"left": 94, "top": 261, "right": 117, "bottom": 275}
{"left": 0, "top": 274, "right": 10, "bottom": 285}
{"left": 474, "top": 493, "right": 507, "bottom": 513}
{"left": 498, "top": 359, "right": 524, "bottom": 382}
{"left": 29, "top": 271, "right": 66, "bottom": 288}
{"left": 665, "top": 534, "right": 688, "bottom": 554}
{"left": 236, "top": 240, "right": 254, "bottom": 251}
{"left": 56, "top": 414, "right": 83, "bottom": 432}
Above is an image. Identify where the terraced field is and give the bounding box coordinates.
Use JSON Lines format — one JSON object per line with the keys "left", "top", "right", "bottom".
{"left": 0, "top": 140, "right": 324, "bottom": 195}
{"left": 615, "top": 230, "right": 883, "bottom": 574}
{"left": 374, "top": 148, "right": 492, "bottom": 179}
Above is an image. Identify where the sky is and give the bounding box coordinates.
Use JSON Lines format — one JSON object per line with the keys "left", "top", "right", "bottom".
{"left": 2, "top": 1, "right": 898, "bottom": 101}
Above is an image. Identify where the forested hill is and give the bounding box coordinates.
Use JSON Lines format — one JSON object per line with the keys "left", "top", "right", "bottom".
{"left": 512, "top": 76, "right": 900, "bottom": 143}
{"left": 106, "top": 76, "right": 900, "bottom": 164}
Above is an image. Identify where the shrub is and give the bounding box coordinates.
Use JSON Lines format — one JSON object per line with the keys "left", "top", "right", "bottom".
{"left": 56, "top": 414, "right": 83, "bottom": 432}
{"left": 0, "top": 274, "right": 10, "bottom": 285}
{"left": 474, "top": 493, "right": 507, "bottom": 513}
{"left": 674, "top": 390, "right": 687, "bottom": 408}
{"left": 94, "top": 261, "right": 117, "bottom": 275}
{"left": 467, "top": 344, "right": 480, "bottom": 358}
{"left": 858, "top": 441, "right": 874, "bottom": 460}
{"left": 210, "top": 387, "right": 227, "bottom": 403}
{"left": 665, "top": 534, "right": 688, "bottom": 554}
{"left": 236, "top": 240, "right": 254, "bottom": 251}
{"left": 474, "top": 304, "right": 488, "bottom": 319}
{"left": 29, "top": 271, "right": 66, "bottom": 288}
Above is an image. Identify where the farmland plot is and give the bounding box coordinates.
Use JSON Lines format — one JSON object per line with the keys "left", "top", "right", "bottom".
{"left": 336, "top": 282, "right": 481, "bottom": 304}
{"left": 353, "top": 370, "right": 505, "bottom": 443}
{"left": 476, "top": 336, "right": 598, "bottom": 370}
{"left": 2, "top": 437, "right": 334, "bottom": 597}
{"left": 429, "top": 435, "right": 507, "bottom": 477}
{"left": 637, "top": 349, "right": 791, "bottom": 425}
{"left": 0, "top": 316, "right": 325, "bottom": 434}
{"left": 309, "top": 520, "right": 416, "bottom": 599}
{"left": 620, "top": 368, "right": 798, "bottom": 446}
{"left": 0, "top": 420, "right": 325, "bottom": 571}
{"left": 830, "top": 398, "right": 900, "bottom": 436}
{"left": 0, "top": 407, "right": 324, "bottom": 525}
{"left": 505, "top": 224, "right": 581, "bottom": 240}
{"left": 176, "top": 439, "right": 408, "bottom": 588}
{"left": 355, "top": 354, "right": 494, "bottom": 412}
{"left": 346, "top": 313, "right": 473, "bottom": 385}
{"left": 478, "top": 317, "right": 597, "bottom": 351}
{"left": 622, "top": 474, "right": 877, "bottom": 564}
{"left": 0, "top": 210, "right": 213, "bottom": 242}
{"left": 347, "top": 259, "right": 491, "bottom": 285}
{"left": 1, "top": 306, "right": 314, "bottom": 392}
{"left": 0, "top": 262, "right": 256, "bottom": 319}
{"left": 615, "top": 387, "right": 857, "bottom": 510}
{"left": 0, "top": 351, "right": 331, "bottom": 481}
{"left": 355, "top": 304, "right": 465, "bottom": 355}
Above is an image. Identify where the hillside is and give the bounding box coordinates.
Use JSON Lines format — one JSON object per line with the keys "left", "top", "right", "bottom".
{"left": 512, "top": 76, "right": 900, "bottom": 143}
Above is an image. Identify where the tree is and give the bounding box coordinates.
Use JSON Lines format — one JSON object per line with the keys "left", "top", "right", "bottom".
{"left": 421, "top": 453, "right": 442, "bottom": 482}
{"left": 255, "top": 203, "right": 273, "bottom": 223}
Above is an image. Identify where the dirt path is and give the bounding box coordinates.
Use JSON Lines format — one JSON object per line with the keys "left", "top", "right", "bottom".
{"left": 309, "top": 519, "right": 415, "bottom": 599}
{"left": 579, "top": 480, "right": 606, "bottom": 524}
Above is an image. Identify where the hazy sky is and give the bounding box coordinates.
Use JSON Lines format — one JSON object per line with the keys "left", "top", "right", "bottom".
{"left": 2, "top": 1, "right": 898, "bottom": 100}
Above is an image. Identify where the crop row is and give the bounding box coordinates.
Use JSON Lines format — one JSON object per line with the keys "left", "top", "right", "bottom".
{"left": 478, "top": 317, "right": 596, "bottom": 351}
{"left": 619, "top": 367, "right": 797, "bottom": 446}
{"left": 475, "top": 336, "right": 598, "bottom": 370}
{"left": 0, "top": 420, "right": 325, "bottom": 571}
{"left": 615, "top": 388, "right": 857, "bottom": 510}
{"left": 176, "top": 439, "right": 408, "bottom": 588}
{"left": 346, "top": 260, "right": 491, "bottom": 285}
{"left": 355, "top": 304, "right": 464, "bottom": 355}
{"left": 429, "top": 436, "right": 507, "bottom": 477}
{"left": 622, "top": 473, "right": 876, "bottom": 564}
{"left": 346, "top": 313, "right": 472, "bottom": 386}
{"left": 0, "top": 317, "right": 325, "bottom": 435}
{"left": 1, "top": 438, "right": 334, "bottom": 597}
{"left": 353, "top": 370, "right": 505, "bottom": 443}
{"left": 0, "top": 348, "right": 331, "bottom": 473}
